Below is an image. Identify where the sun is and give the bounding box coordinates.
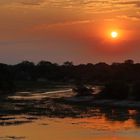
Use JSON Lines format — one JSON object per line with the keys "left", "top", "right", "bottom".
{"left": 111, "top": 31, "right": 118, "bottom": 38}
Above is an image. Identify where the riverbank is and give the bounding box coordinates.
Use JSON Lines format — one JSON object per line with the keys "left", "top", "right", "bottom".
{"left": 8, "top": 87, "right": 140, "bottom": 109}
{"left": 53, "top": 91, "right": 140, "bottom": 109}
{"left": 14, "top": 81, "right": 73, "bottom": 92}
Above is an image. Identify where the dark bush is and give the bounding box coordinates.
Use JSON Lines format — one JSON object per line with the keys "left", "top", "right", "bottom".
{"left": 73, "top": 85, "right": 93, "bottom": 97}
{"left": 132, "top": 82, "right": 140, "bottom": 100}
{"left": 98, "top": 81, "right": 129, "bottom": 100}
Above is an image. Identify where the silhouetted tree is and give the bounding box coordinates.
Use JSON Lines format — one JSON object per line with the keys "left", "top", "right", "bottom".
{"left": 124, "top": 59, "right": 134, "bottom": 65}
{"left": 63, "top": 61, "right": 73, "bottom": 67}
{"left": 14, "top": 61, "right": 35, "bottom": 81}
{"left": 0, "top": 63, "right": 15, "bottom": 97}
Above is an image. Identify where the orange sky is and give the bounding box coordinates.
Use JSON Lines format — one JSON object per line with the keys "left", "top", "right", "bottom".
{"left": 0, "top": 0, "right": 140, "bottom": 64}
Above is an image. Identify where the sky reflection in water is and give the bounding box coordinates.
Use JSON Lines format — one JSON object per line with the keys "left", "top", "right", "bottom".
{"left": 0, "top": 91, "right": 140, "bottom": 140}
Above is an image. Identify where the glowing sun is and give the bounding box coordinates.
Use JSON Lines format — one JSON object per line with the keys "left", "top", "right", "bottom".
{"left": 111, "top": 31, "right": 118, "bottom": 38}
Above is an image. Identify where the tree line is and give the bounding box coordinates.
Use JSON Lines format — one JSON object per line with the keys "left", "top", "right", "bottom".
{"left": 0, "top": 59, "right": 140, "bottom": 92}
{"left": 0, "top": 59, "right": 140, "bottom": 83}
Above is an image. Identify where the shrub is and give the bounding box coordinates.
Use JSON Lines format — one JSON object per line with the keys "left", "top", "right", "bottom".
{"left": 98, "top": 81, "right": 129, "bottom": 100}
{"left": 132, "top": 82, "right": 140, "bottom": 100}
{"left": 73, "top": 85, "right": 93, "bottom": 97}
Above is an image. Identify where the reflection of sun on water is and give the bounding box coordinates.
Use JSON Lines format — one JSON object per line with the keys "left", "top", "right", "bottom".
{"left": 71, "top": 117, "right": 136, "bottom": 131}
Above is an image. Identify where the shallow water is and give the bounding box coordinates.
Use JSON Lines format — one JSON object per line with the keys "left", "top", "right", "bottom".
{"left": 0, "top": 90, "right": 140, "bottom": 140}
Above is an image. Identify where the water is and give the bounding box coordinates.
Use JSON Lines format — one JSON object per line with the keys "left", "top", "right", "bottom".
{"left": 0, "top": 90, "right": 140, "bottom": 140}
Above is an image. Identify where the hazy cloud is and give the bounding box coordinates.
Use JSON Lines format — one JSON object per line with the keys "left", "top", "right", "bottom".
{"left": 115, "top": 1, "right": 140, "bottom": 7}
{"left": 117, "top": 15, "right": 140, "bottom": 21}
{"left": 30, "top": 20, "right": 95, "bottom": 31}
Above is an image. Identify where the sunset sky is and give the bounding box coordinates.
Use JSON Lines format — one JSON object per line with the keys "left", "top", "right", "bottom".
{"left": 0, "top": 0, "right": 140, "bottom": 64}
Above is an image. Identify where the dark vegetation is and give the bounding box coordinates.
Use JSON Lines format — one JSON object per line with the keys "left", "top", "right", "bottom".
{"left": 72, "top": 84, "right": 94, "bottom": 97}
{"left": 1, "top": 59, "right": 140, "bottom": 100}
{"left": 132, "top": 81, "right": 140, "bottom": 101}
{"left": 97, "top": 81, "right": 130, "bottom": 100}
